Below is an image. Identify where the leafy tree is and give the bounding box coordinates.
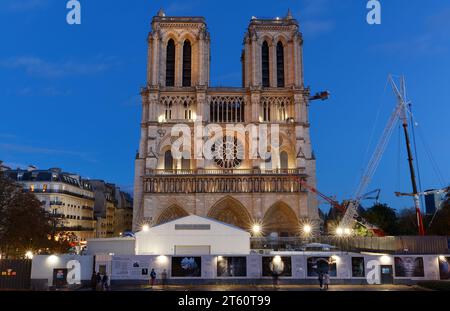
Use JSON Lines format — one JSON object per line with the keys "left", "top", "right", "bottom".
{"left": 362, "top": 203, "right": 398, "bottom": 235}
{"left": 0, "top": 173, "right": 70, "bottom": 258}
{"left": 397, "top": 208, "right": 420, "bottom": 235}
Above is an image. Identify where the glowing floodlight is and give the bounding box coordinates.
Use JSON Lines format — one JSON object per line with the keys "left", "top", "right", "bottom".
{"left": 252, "top": 224, "right": 261, "bottom": 235}
{"left": 25, "top": 251, "right": 34, "bottom": 260}
{"left": 142, "top": 224, "right": 150, "bottom": 232}
{"left": 303, "top": 224, "right": 312, "bottom": 235}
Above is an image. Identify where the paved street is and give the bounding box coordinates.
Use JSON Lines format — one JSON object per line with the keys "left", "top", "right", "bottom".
{"left": 100, "top": 284, "right": 422, "bottom": 291}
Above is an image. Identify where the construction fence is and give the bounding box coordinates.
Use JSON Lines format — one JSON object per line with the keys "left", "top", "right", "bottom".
{"left": 250, "top": 236, "right": 450, "bottom": 254}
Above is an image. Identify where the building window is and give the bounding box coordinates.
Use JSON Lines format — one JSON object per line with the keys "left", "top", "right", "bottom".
{"left": 209, "top": 96, "right": 245, "bottom": 123}
{"left": 184, "top": 101, "right": 192, "bottom": 120}
{"left": 166, "top": 39, "right": 176, "bottom": 87}
{"left": 164, "top": 150, "right": 174, "bottom": 170}
{"left": 182, "top": 40, "right": 192, "bottom": 87}
{"left": 30, "top": 184, "right": 35, "bottom": 192}
{"left": 165, "top": 101, "right": 172, "bottom": 120}
{"left": 262, "top": 41, "right": 270, "bottom": 87}
{"left": 276, "top": 41, "right": 285, "bottom": 87}
{"left": 43, "top": 184, "right": 48, "bottom": 192}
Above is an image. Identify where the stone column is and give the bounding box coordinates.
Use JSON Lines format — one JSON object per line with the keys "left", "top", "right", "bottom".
{"left": 294, "top": 93, "right": 302, "bottom": 123}
{"left": 244, "top": 37, "right": 251, "bottom": 87}
{"left": 270, "top": 42, "right": 277, "bottom": 87}
{"left": 298, "top": 35, "right": 304, "bottom": 87}
{"left": 251, "top": 90, "right": 260, "bottom": 123}
{"left": 251, "top": 34, "right": 259, "bottom": 87}
{"left": 147, "top": 34, "right": 153, "bottom": 84}
{"left": 151, "top": 32, "right": 159, "bottom": 85}
{"left": 175, "top": 41, "right": 182, "bottom": 87}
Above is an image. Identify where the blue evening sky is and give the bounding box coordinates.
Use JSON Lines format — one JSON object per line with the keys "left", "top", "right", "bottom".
{"left": 0, "top": 0, "right": 449, "bottom": 212}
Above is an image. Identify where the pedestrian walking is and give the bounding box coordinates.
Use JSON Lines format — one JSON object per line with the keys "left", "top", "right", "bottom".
{"left": 161, "top": 269, "right": 168, "bottom": 289}
{"left": 323, "top": 273, "right": 330, "bottom": 290}
{"left": 150, "top": 268, "right": 157, "bottom": 289}
{"left": 318, "top": 272, "right": 324, "bottom": 290}
{"left": 102, "top": 273, "right": 110, "bottom": 291}
{"left": 272, "top": 271, "right": 279, "bottom": 289}
{"left": 90, "top": 271, "right": 97, "bottom": 291}
{"left": 96, "top": 272, "right": 102, "bottom": 291}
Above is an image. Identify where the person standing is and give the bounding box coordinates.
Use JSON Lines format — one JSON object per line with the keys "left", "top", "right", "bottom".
{"left": 102, "top": 273, "right": 110, "bottom": 291}
{"left": 90, "top": 271, "right": 97, "bottom": 291}
{"left": 323, "top": 272, "right": 330, "bottom": 290}
{"left": 161, "top": 269, "right": 168, "bottom": 289}
{"left": 272, "top": 271, "right": 279, "bottom": 289}
{"left": 150, "top": 268, "right": 157, "bottom": 289}
{"left": 96, "top": 272, "right": 102, "bottom": 291}
{"left": 318, "top": 272, "right": 324, "bottom": 290}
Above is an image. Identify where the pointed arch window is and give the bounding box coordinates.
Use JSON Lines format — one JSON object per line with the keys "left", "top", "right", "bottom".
{"left": 276, "top": 41, "right": 285, "bottom": 87}
{"left": 165, "top": 101, "right": 172, "bottom": 121}
{"left": 262, "top": 41, "right": 270, "bottom": 87}
{"left": 164, "top": 150, "right": 174, "bottom": 170}
{"left": 182, "top": 40, "right": 192, "bottom": 87}
{"left": 166, "top": 39, "right": 175, "bottom": 87}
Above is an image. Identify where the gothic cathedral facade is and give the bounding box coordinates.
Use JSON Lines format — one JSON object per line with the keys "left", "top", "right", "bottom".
{"left": 133, "top": 10, "right": 319, "bottom": 236}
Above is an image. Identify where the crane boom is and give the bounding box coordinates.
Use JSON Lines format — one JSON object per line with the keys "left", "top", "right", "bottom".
{"left": 339, "top": 83, "right": 405, "bottom": 231}
{"left": 339, "top": 75, "right": 426, "bottom": 236}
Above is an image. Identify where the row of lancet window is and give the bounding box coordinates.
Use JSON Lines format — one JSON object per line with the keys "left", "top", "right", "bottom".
{"left": 166, "top": 39, "right": 192, "bottom": 87}
{"left": 209, "top": 97, "right": 245, "bottom": 123}
{"left": 261, "top": 41, "right": 285, "bottom": 88}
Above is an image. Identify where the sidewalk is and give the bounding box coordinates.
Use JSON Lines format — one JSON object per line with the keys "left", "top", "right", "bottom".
{"left": 84, "top": 284, "right": 420, "bottom": 291}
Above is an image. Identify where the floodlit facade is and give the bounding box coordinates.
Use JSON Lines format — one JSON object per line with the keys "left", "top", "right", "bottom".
{"left": 4, "top": 167, "right": 96, "bottom": 241}
{"left": 133, "top": 10, "right": 319, "bottom": 236}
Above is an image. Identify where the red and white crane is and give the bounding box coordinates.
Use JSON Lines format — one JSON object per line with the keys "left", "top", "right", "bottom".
{"left": 337, "top": 76, "right": 425, "bottom": 236}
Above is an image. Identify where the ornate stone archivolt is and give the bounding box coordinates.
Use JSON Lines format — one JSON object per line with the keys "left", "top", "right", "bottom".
{"left": 207, "top": 196, "right": 252, "bottom": 229}
{"left": 155, "top": 204, "right": 189, "bottom": 225}
{"left": 262, "top": 201, "right": 300, "bottom": 236}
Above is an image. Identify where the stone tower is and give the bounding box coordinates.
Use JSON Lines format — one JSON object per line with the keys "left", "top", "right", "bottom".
{"left": 133, "top": 10, "right": 319, "bottom": 237}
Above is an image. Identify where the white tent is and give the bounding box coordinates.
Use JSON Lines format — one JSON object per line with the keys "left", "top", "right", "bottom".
{"left": 135, "top": 215, "right": 251, "bottom": 255}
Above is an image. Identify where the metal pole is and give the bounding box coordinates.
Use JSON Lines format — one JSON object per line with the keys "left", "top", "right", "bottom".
{"left": 401, "top": 117, "right": 425, "bottom": 236}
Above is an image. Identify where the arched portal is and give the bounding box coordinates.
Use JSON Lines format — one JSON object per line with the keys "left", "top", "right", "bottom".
{"left": 262, "top": 202, "right": 299, "bottom": 237}
{"left": 155, "top": 205, "right": 189, "bottom": 225}
{"left": 208, "top": 196, "right": 252, "bottom": 230}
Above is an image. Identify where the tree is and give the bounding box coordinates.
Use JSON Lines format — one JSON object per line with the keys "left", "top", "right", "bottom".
{"left": 397, "top": 208, "right": 420, "bottom": 235}
{"left": 0, "top": 173, "right": 70, "bottom": 258}
{"left": 362, "top": 203, "right": 398, "bottom": 235}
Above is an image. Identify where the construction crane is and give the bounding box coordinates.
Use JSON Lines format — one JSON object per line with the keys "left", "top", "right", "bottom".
{"left": 395, "top": 187, "right": 447, "bottom": 228}
{"left": 338, "top": 75, "right": 425, "bottom": 236}
{"left": 293, "top": 177, "right": 385, "bottom": 236}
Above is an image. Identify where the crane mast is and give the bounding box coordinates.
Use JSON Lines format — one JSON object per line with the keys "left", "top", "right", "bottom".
{"left": 338, "top": 76, "right": 425, "bottom": 235}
